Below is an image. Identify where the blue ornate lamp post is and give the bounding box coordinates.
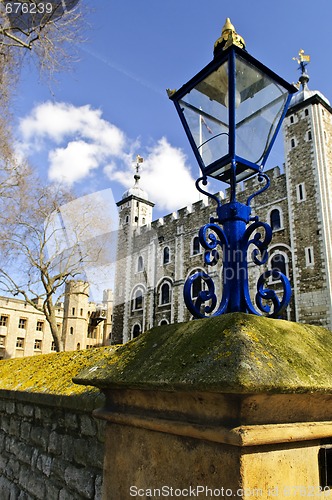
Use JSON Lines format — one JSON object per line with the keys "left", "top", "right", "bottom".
{"left": 168, "top": 19, "right": 298, "bottom": 318}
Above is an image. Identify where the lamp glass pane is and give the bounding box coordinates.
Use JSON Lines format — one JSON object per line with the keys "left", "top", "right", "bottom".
{"left": 235, "top": 56, "right": 289, "bottom": 165}
{"left": 179, "top": 61, "right": 229, "bottom": 168}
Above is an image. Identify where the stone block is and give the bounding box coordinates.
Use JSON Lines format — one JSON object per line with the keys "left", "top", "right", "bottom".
{"left": 80, "top": 414, "right": 96, "bottom": 437}
{"left": 64, "top": 464, "right": 95, "bottom": 498}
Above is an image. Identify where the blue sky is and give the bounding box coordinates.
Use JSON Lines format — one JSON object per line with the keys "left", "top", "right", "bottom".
{"left": 12, "top": 0, "right": 332, "bottom": 219}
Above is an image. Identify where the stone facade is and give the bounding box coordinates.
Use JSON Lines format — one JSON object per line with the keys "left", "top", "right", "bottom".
{"left": 0, "top": 346, "right": 111, "bottom": 499}
{"left": 0, "top": 281, "right": 113, "bottom": 359}
{"left": 0, "top": 396, "right": 104, "bottom": 499}
{"left": 113, "top": 85, "right": 332, "bottom": 343}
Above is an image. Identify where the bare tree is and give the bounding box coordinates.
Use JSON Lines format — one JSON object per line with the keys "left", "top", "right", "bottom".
{"left": 0, "top": 1, "right": 84, "bottom": 73}
{"left": 0, "top": 181, "right": 109, "bottom": 351}
{"left": 0, "top": 1, "right": 85, "bottom": 166}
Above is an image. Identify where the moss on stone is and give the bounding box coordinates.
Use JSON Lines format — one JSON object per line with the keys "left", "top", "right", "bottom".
{"left": 74, "top": 313, "right": 332, "bottom": 394}
{"left": 0, "top": 347, "right": 117, "bottom": 408}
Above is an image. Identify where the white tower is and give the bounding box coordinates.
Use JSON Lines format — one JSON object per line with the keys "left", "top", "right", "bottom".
{"left": 284, "top": 51, "right": 332, "bottom": 328}
{"left": 112, "top": 156, "right": 155, "bottom": 343}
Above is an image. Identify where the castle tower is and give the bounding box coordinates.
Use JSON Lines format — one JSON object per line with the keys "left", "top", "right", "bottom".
{"left": 62, "top": 280, "right": 90, "bottom": 350}
{"left": 112, "top": 156, "right": 155, "bottom": 343}
{"left": 283, "top": 52, "right": 332, "bottom": 328}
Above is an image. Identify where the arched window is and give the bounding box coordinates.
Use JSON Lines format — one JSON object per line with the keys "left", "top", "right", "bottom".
{"left": 163, "top": 246, "right": 170, "bottom": 264}
{"left": 160, "top": 283, "right": 171, "bottom": 305}
{"left": 270, "top": 209, "right": 281, "bottom": 231}
{"left": 192, "top": 236, "right": 200, "bottom": 255}
{"left": 132, "top": 324, "right": 141, "bottom": 338}
{"left": 159, "top": 319, "right": 168, "bottom": 326}
{"left": 271, "top": 253, "right": 287, "bottom": 277}
{"left": 291, "top": 138, "right": 295, "bottom": 148}
{"left": 137, "top": 256, "right": 143, "bottom": 272}
{"left": 192, "top": 275, "right": 202, "bottom": 298}
{"left": 133, "top": 289, "right": 143, "bottom": 310}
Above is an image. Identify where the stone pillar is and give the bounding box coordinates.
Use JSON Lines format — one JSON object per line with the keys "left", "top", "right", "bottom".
{"left": 74, "top": 313, "right": 332, "bottom": 499}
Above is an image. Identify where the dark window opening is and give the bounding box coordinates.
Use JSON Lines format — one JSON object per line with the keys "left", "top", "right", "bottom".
{"left": 161, "top": 283, "right": 170, "bottom": 305}
{"left": 133, "top": 324, "right": 141, "bottom": 338}
{"left": 137, "top": 256, "right": 143, "bottom": 272}
{"left": 319, "top": 447, "right": 332, "bottom": 488}
{"left": 192, "top": 276, "right": 202, "bottom": 298}
{"left": 134, "top": 290, "right": 143, "bottom": 310}
{"left": 193, "top": 237, "right": 200, "bottom": 255}
{"left": 270, "top": 209, "right": 281, "bottom": 231}
{"left": 163, "top": 246, "right": 170, "bottom": 264}
{"left": 271, "top": 254, "right": 286, "bottom": 277}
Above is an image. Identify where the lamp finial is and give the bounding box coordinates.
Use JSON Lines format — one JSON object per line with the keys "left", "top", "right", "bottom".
{"left": 214, "top": 18, "right": 246, "bottom": 57}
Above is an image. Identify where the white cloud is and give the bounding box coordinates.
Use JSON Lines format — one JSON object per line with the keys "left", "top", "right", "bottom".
{"left": 48, "top": 141, "right": 101, "bottom": 184}
{"left": 109, "top": 137, "right": 199, "bottom": 210}
{"left": 18, "top": 101, "right": 125, "bottom": 184}
{"left": 18, "top": 101, "right": 200, "bottom": 211}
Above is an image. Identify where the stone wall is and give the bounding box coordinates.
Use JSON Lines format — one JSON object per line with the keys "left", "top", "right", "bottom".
{"left": 0, "top": 347, "right": 114, "bottom": 499}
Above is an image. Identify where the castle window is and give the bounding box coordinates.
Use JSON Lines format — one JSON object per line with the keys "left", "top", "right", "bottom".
{"left": 76, "top": 343, "right": 80, "bottom": 350}
{"left": 125, "top": 215, "right": 129, "bottom": 224}
{"left": 0, "top": 316, "right": 8, "bottom": 327}
{"left": 270, "top": 209, "right": 281, "bottom": 231}
{"left": 192, "top": 236, "right": 201, "bottom": 255}
{"left": 70, "top": 327, "right": 74, "bottom": 335}
{"left": 34, "top": 339, "right": 42, "bottom": 350}
{"left": 319, "top": 446, "right": 332, "bottom": 488}
{"left": 305, "top": 108, "right": 309, "bottom": 116}
{"left": 192, "top": 275, "right": 203, "bottom": 298}
{"left": 72, "top": 307, "right": 75, "bottom": 316}
{"left": 133, "top": 289, "right": 143, "bottom": 310}
{"left": 132, "top": 324, "right": 141, "bottom": 339}
{"left": 163, "top": 246, "right": 170, "bottom": 265}
{"left": 0, "top": 336, "right": 6, "bottom": 346}
{"left": 36, "top": 321, "right": 44, "bottom": 332}
{"left": 290, "top": 138, "right": 296, "bottom": 148}
{"left": 160, "top": 283, "right": 171, "bottom": 305}
{"left": 137, "top": 256, "right": 144, "bottom": 272}
{"left": 271, "top": 253, "right": 287, "bottom": 278}
{"left": 296, "top": 182, "right": 306, "bottom": 202}
{"left": 18, "top": 318, "right": 27, "bottom": 329}
{"left": 80, "top": 308, "right": 83, "bottom": 316}
{"left": 51, "top": 341, "right": 56, "bottom": 351}
{"left": 305, "top": 247, "right": 314, "bottom": 267}
{"left": 16, "top": 337, "right": 24, "bottom": 349}
{"left": 290, "top": 115, "right": 294, "bottom": 124}
{"left": 307, "top": 130, "right": 312, "bottom": 141}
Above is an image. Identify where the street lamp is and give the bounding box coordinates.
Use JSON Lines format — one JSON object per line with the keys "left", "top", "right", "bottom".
{"left": 168, "top": 19, "right": 298, "bottom": 318}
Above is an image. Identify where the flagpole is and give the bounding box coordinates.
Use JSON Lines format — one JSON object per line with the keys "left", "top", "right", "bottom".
{"left": 198, "top": 114, "right": 203, "bottom": 200}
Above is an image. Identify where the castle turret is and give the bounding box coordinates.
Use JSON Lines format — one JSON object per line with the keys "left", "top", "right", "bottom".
{"left": 112, "top": 156, "right": 155, "bottom": 343}
{"left": 283, "top": 51, "right": 332, "bottom": 328}
{"left": 62, "top": 280, "right": 90, "bottom": 350}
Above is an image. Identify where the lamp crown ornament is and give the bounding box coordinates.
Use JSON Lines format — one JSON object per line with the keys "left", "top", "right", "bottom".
{"left": 168, "top": 19, "right": 298, "bottom": 320}
{"left": 214, "top": 18, "right": 246, "bottom": 57}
